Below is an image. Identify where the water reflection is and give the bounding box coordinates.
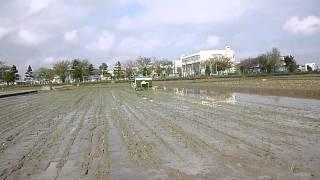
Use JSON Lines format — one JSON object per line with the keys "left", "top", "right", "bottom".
{"left": 154, "top": 86, "right": 237, "bottom": 106}
{"left": 153, "top": 85, "right": 320, "bottom": 120}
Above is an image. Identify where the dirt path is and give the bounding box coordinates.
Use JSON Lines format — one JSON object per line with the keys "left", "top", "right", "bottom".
{"left": 0, "top": 85, "right": 319, "bottom": 179}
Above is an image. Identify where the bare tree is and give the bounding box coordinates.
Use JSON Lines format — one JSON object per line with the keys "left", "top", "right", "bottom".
{"left": 238, "top": 58, "right": 258, "bottom": 74}
{"left": 208, "top": 56, "right": 233, "bottom": 74}
{"left": 136, "top": 56, "right": 152, "bottom": 68}
{"left": 123, "top": 60, "right": 136, "bottom": 78}
{"left": 257, "top": 54, "right": 268, "bottom": 73}
{"left": 267, "top": 48, "right": 281, "bottom": 73}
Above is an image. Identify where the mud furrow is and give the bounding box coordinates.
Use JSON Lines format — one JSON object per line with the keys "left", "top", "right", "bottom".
{"left": 0, "top": 91, "right": 84, "bottom": 154}
{"left": 110, "top": 91, "right": 160, "bottom": 166}
{"left": 1, "top": 85, "right": 319, "bottom": 179}
{"left": 119, "top": 90, "right": 293, "bottom": 178}
{"left": 0, "top": 90, "right": 89, "bottom": 179}
{"left": 55, "top": 100, "right": 93, "bottom": 179}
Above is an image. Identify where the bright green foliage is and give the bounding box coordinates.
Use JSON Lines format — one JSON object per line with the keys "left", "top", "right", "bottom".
{"left": 53, "top": 60, "right": 70, "bottom": 83}
{"left": 3, "top": 71, "right": 15, "bottom": 85}
{"left": 136, "top": 79, "right": 152, "bottom": 88}
{"left": 3, "top": 65, "right": 19, "bottom": 85}
{"left": 143, "top": 67, "right": 148, "bottom": 76}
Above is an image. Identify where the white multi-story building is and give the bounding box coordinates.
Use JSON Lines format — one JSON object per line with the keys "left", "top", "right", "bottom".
{"left": 174, "top": 46, "right": 235, "bottom": 77}
{"left": 173, "top": 59, "right": 182, "bottom": 76}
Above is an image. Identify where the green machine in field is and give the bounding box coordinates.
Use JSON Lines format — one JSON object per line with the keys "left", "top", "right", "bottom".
{"left": 131, "top": 77, "right": 152, "bottom": 90}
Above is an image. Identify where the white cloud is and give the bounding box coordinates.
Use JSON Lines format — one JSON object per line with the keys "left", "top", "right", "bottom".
{"left": 207, "top": 35, "right": 221, "bottom": 47}
{"left": 64, "top": 30, "right": 78, "bottom": 41}
{"left": 283, "top": 16, "right": 320, "bottom": 35}
{"left": 16, "top": 29, "right": 44, "bottom": 46}
{"left": 27, "top": 0, "right": 53, "bottom": 15}
{"left": 117, "top": 37, "right": 162, "bottom": 56}
{"left": 24, "top": 56, "right": 68, "bottom": 70}
{"left": 117, "top": 16, "right": 137, "bottom": 30}
{"left": 173, "top": 33, "right": 197, "bottom": 47}
{"left": 86, "top": 31, "right": 115, "bottom": 53}
{"left": 2, "top": 0, "right": 320, "bottom": 69}
{"left": 117, "top": 0, "right": 254, "bottom": 30}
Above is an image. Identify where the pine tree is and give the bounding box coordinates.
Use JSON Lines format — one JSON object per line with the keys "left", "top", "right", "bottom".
{"left": 284, "top": 55, "right": 297, "bottom": 73}
{"left": 24, "top": 65, "right": 33, "bottom": 81}
{"left": 11, "top": 65, "right": 18, "bottom": 74}
{"left": 11, "top": 65, "right": 19, "bottom": 80}
{"left": 113, "top": 61, "right": 122, "bottom": 80}
{"left": 99, "top": 63, "right": 108, "bottom": 76}
{"left": 88, "top": 64, "right": 94, "bottom": 76}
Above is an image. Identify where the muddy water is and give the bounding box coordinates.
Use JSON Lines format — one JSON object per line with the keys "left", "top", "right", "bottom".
{"left": 156, "top": 86, "right": 320, "bottom": 119}
{"left": 0, "top": 85, "right": 319, "bottom": 180}
{"left": 152, "top": 86, "right": 320, "bottom": 178}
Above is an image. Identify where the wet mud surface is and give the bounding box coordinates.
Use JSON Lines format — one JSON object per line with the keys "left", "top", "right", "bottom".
{"left": 155, "top": 78, "right": 320, "bottom": 99}
{"left": 0, "top": 84, "right": 319, "bottom": 179}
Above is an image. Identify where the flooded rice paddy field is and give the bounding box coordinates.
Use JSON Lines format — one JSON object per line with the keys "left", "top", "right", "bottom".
{"left": 0, "top": 84, "right": 319, "bottom": 180}
{"left": 155, "top": 78, "right": 320, "bottom": 100}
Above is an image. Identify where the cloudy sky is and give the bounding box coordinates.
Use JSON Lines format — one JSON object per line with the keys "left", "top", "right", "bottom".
{"left": 0, "top": 0, "right": 320, "bottom": 72}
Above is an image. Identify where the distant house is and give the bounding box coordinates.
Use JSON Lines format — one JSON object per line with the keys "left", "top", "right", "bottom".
{"left": 89, "top": 69, "right": 100, "bottom": 82}
{"left": 108, "top": 70, "right": 114, "bottom": 79}
{"left": 52, "top": 75, "right": 62, "bottom": 84}
{"left": 298, "top": 63, "right": 318, "bottom": 72}
{"left": 275, "top": 56, "right": 287, "bottom": 73}
{"left": 173, "top": 59, "right": 182, "bottom": 77}
{"left": 89, "top": 76, "right": 99, "bottom": 82}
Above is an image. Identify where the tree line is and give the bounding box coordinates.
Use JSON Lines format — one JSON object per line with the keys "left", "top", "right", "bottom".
{"left": 238, "top": 48, "right": 298, "bottom": 74}
{"left": 0, "top": 56, "right": 175, "bottom": 86}
{"left": 0, "top": 60, "right": 22, "bottom": 85}
{"left": 0, "top": 59, "right": 105, "bottom": 85}
{"left": 1, "top": 48, "right": 312, "bottom": 86}
{"left": 39, "top": 59, "right": 104, "bottom": 83}
{"left": 122, "top": 56, "right": 174, "bottom": 78}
